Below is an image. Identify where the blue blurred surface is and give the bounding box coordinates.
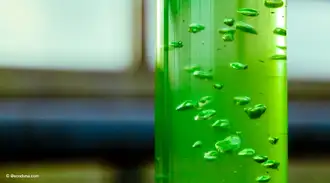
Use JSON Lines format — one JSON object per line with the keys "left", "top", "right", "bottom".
{"left": 0, "top": 98, "right": 329, "bottom": 126}
{"left": 0, "top": 98, "right": 329, "bottom": 155}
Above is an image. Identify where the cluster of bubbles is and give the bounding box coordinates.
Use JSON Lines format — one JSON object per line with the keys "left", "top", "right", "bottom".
{"left": 172, "top": 0, "right": 286, "bottom": 182}
{"left": 170, "top": 2, "right": 287, "bottom": 61}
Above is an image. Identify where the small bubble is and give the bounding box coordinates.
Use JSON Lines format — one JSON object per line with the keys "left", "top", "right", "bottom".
{"left": 235, "top": 21, "right": 258, "bottom": 34}
{"left": 262, "top": 160, "right": 280, "bottom": 170}
{"left": 236, "top": 131, "right": 242, "bottom": 135}
{"left": 218, "top": 27, "right": 236, "bottom": 34}
{"left": 198, "top": 96, "right": 213, "bottom": 108}
{"left": 273, "top": 27, "right": 287, "bottom": 36}
{"left": 233, "top": 96, "right": 251, "bottom": 105}
{"left": 276, "top": 45, "right": 287, "bottom": 50}
{"left": 204, "top": 150, "right": 218, "bottom": 160}
{"left": 170, "top": 41, "right": 183, "bottom": 48}
{"left": 230, "top": 62, "right": 248, "bottom": 70}
{"left": 224, "top": 18, "right": 235, "bottom": 26}
{"left": 233, "top": 171, "right": 238, "bottom": 174}
{"left": 256, "top": 175, "right": 271, "bottom": 182}
{"left": 194, "top": 109, "right": 216, "bottom": 120}
{"left": 215, "top": 135, "right": 241, "bottom": 153}
{"left": 189, "top": 28, "right": 198, "bottom": 33}
{"left": 264, "top": 0, "right": 284, "bottom": 8}
{"left": 268, "top": 136, "right": 279, "bottom": 145}
{"left": 255, "top": 104, "right": 266, "bottom": 108}
{"left": 244, "top": 104, "right": 267, "bottom": 119}
{"left": 193, "top": 70, "right": 213, "bottom": 80}
{"left": 222, "top": 33, "right": 235, "bottom": 42}
{"left": 199, "top": 96, "right": 212, "bottom": 103}
{"left": 184, "top": 64, "right": 201, "bottom": 73}
{"left": 192, "top": 141, "right": 202, "bottom": 148}
{"left": 270, "top": 54, "right": 287, "bottom": 60}
{"left": 213, "top": 83, "right": 224, "bottom": 90}
{"left": 237, "top": 8, "right": 259, "bottom": 17}
{"left": 238, "top": 148, "right": 256, "bottom": 156}
{"left": 188, "top": 23, "right": 205, "bottom": 33}
{"left": 212, "top": 119, "right": 230, "bottom": 129}
{"left": 176, "top": 100, "right": 196, "bottom": 111}
{"left": 253, "top": 155, "right": 268, "bottom": 163}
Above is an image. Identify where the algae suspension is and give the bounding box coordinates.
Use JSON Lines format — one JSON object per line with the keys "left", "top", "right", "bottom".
{"left": 155, "top": 0, "right": 287, "bottom": 183}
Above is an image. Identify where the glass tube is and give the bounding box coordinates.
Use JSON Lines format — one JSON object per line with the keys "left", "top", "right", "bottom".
{"left": 155, "top": 0, "right": 287, "bottom": 183}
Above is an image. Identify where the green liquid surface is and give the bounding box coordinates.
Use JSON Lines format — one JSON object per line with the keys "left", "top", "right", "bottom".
{"left": 155, "top": 0, "right": 287, "bottom": 182}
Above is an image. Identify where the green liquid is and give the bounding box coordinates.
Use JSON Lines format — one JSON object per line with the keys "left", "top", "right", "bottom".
{"left": 155, "top": 0, "right": 287, "bottom": 183}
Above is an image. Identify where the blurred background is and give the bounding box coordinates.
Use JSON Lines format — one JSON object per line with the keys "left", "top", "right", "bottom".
{"left": 0, "top": 0, "right": 329, "bottom": 182}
